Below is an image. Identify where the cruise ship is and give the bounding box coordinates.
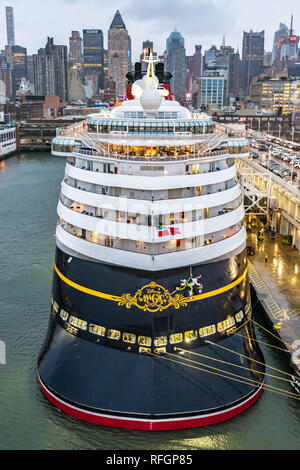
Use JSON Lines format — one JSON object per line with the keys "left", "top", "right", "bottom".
{"left": 38, "top": 55, "right": 265, "bottom": 431}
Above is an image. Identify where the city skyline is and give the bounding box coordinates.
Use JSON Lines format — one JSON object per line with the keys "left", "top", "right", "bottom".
{"left": 1, "top": 0, "right": 300, "bottom": 60}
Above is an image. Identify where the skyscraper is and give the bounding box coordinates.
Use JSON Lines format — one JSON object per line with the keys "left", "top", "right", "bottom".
{"left": 0, "top": 56, "right": 11, "bottom": 98}
{"left": 272, "top": 23, "right": 289, "bottom": 66}
{"left": 193, "top": 45, "right": 202, "bottom": 82}
{"left": 33, "top": 38, "right": 68, "bottom": 101}
{"left": 46, "top": 38, "right": 68, "bottom": 101}
{"left": 242, "top": 30, "right": 265, "bottom": 94}
{"left": 69, "top": 31, "right": 83, "bottom": 70}
{"left": 108, "top": 10, "right": 131, "bottom": 100}
{"left": 6, "top": 7, "right": 15, "bottom": 46}
{"left": 166, "top": 29, "right": 187, "bottom": 101}
{"left": 83, "top": 29, "right": 104, "bottom": 90}
{"left": 280, "top": 16, "right": 299, "bottom": 66}
{"left": 11, "top": 45, "right": 27, "bottom": 97}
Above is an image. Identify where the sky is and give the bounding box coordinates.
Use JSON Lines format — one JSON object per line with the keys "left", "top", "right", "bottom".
{"left": 1, "top": 0, "right": 300, "bottom": 60}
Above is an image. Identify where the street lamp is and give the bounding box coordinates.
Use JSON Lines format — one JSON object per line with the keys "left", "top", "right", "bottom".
{"left": 292, "top": 126, "right": 295, "bottom": 142}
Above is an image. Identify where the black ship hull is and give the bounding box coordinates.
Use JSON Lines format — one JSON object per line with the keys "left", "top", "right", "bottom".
{"left": 37, "top": 246, "right": 265, "bottom": 431}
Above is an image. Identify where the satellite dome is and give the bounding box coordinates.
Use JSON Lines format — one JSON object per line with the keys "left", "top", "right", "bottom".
{"left": 140, "top": 88, "right": 162, "bottom": 113}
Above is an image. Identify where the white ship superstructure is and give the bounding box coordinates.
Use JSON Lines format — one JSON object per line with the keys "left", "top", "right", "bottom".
{"left": 52, "top": 57, "right": 249, "bottom": 270}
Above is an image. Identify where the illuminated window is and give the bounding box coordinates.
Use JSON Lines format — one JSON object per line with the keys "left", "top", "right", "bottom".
{"left": 139, "top": 347, "right": 151, "bottom": 354}
{"left": 184, "top": 330, "right": 198, "bottom": 342}
{"left": 66, "top": 324, "right": 78, "bottom": 335}
{"left": 138, "top": 336, "right": 152, "bottom": 347}
{"left": 52, "top": 298, "right": 59, "bottom": 313}
{"left": 69, "top": 316, "right": 87, "bottom": 330}
{"left": 107, "top": 329, "right": 121, "bottom": 340}
{"left": 123, "top": 333, "right": 136, "bottom": 344}
{"left": 199, "top": 325, "right": 216, "bottom": 337}
{"left": 154, "top": 336, "right": 167, "bottom": 347}
{"left": 169, "top": 333, "right": 183, "bottom": 344}
{"left": 192, "top": 164, "right": 200, "bottom": 174}
{"left": 217, "top": 317, "right": 235, "bottom": 332}
{"left": 89, "top": 324, "right": 106, "bottom": 336}
{"left": 235, "top": 311, "right": 244, "bottom": 322}
{"left": 154, "top": 347, "right": 166, "bottom": 354}
{"left": 60, "top": 309, "right": 69, "bottom": 321}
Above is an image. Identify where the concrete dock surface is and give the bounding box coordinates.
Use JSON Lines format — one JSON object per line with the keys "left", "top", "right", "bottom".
{"left": 247, "top": 229, "right": 300, "bottom": 371}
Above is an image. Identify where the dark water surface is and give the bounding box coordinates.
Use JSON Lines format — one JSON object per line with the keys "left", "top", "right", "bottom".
{"left": 0, "top": 153, "right": 299, "bottom": 450}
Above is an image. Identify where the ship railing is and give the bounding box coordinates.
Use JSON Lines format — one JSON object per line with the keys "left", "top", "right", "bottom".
{"left": 59, "top": 221, "right": 243, "bottom": 256}
{"left": 72, "top": 147, "right": 229, "bottom": 161}
{"left": 60, "top": 194, "right": 242, "bottom": 224}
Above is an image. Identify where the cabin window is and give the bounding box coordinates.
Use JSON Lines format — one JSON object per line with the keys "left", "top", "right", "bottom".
{"left": 199, "top": 325, "right": 216, "bottom": 337}
{"left": 69, "top": 316, "right": 87, "bottom": 330}
{"left": 184, "top": 330, "right": 198, "bottom": 342}
{"left": 154, "top": 347, "right": 166, "bottom": 354}
{"left": 139, "top": 347, "right": 151, "bottom": 354}
{"left": 66, "top": 324, "right": 78, "bottom": 335}
{"left": 89, "top": 324, "right": 106, "bottom": 336}
{"left": 138, "top": 336, "right": 152, "bottom": 347}
{"left": 169, "top": 333, "right": 183, "bottom": 344}
{"left": 52, "top": 298, "right": 59, "bottom": 313}
{"left": 107, "top": 329, "right": 121, "bottom": 340}
{"left": 123, "top": 333, "right": 136, "bottom": 344}
{"left": 154, "top": 336, "right": 167, "bottom": 347}
{"left": 235, "top": 311, "right": 244, "bottom": 322}
{"left": 60, "top": 309, "right": 69, "bottom": 321}
{"left": 217, "top": 317, "right": 235, "bottom": 332}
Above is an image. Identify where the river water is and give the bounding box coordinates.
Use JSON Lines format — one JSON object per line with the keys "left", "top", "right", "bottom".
{"left": 0, "top": 152, "right": 299, "bottom": 450}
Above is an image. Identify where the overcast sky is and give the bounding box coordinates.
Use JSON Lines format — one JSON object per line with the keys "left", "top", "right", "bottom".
{"left": 1, "top": 0, "right": 300, "bottom": 60}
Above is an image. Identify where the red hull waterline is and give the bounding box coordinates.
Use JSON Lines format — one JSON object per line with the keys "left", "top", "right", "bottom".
{"left": 38, "top": 375, "right": 264, "bottom": 431}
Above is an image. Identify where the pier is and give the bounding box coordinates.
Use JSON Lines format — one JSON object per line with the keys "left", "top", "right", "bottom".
{"left": 247, "top": 230, "right": 300, "bottom": 375}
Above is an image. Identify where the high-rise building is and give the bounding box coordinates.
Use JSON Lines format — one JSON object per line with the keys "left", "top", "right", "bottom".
{"left": 27, "top": 55, "right": 35, "bottom": 88}
{"left": 11, "top": 45, "right": 27, "bottom": 97}
{"left": 69, "top": 31, "right": 83, "bottom": 70}
{"left": 166, "top": 29, "right": 187, "bottom": 101}
{"left": 104, "top": 77, "right": 116, "bottom": 104}
{"left": 214, "top": 43, "right": 241, "bottom": 98}
{"left": 272, "top": 23, "right": 289, "bottom": 66}
{"left": 103, "top": 49, "right": 108, "bottom": 89}
{"left": 46, "top": 38, "right": 68, "bottom": 101}
{"left": 33, "top": 50, "right": 56, "bottom": 96}
{"left": 33, "top": 38, "right": 68, "bottom": 101}
{"left": 193, "top": 45, "right": 202, "bottom": 82}
{"left": 0, "top": 56, "right": 11, "bottom": 98}
{"left": 203, "top": 45, "right": 218, "bottom": 70}
{"left": 6, "top": 7, "right": 15, "bottom": 46}
{"left": 280, "top": 16, "right": 299, "bottom": 66}
{"left": 83, "top": 29, "right": 104, "bottom": 90}
{"left": 242, "top": 30, "right": 265, "bottom": 93}
{"left": 198, "top": 69, "right": 228, "bottom": 109}
{"left": 108, "top": 10, "right": 131, "bottom": 100}
{"left": 228, "top": 52, "right": 242, "bottom": 98}
{"left": 250, "top": 75, "right": 300, "bottom": 114}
